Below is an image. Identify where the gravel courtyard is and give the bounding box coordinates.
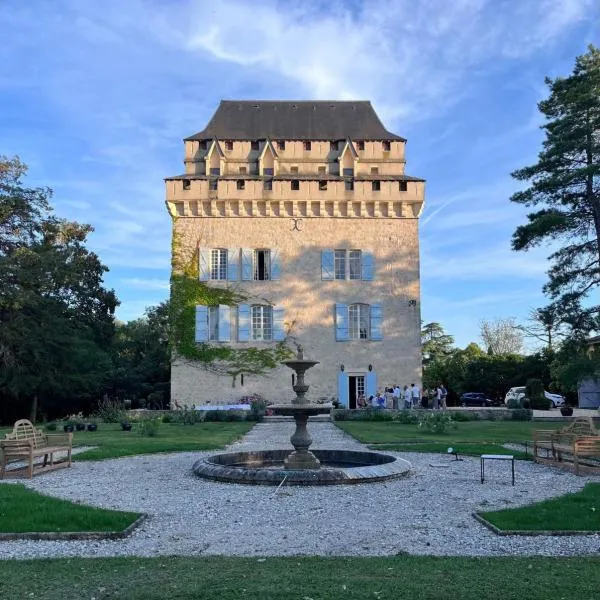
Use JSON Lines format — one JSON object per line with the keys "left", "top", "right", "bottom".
{"left": 1, "top": 421, "right": 599, "bottom": 560}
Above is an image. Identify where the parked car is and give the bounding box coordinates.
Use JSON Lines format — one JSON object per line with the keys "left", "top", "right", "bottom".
{"left": 459, "top": 392, "right": 495, "bottom": 407}
{"left": 504, "top": 386, "right": 566, "bottom": 408}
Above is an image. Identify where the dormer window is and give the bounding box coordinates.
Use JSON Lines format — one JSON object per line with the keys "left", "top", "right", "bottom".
{"left": 199, "top": 140, "right": 208, "bottom": 150}
{"left": 399, "top": 181, "right": 408, "bottom": 192}
{"left": 251, "top": 141, "right": 259, "bottom": 151}
{"left": 372, "top": 181, "right": 381, "bottom": 192}
{"left": 291, "top": 180, "right": 300, "bottom": 191}
{"left": 304, "top": 141, "right": 312, "bottom": 151}
{"left": 237, "top": 180, "right": 245, "bottom": 190}
{"left": 225, "top": 140, "right": 234, "bottom": 151}
{"left": 383, "top": 141, "right": 391, "bottom": 152}
{"left": 182, "top": 179, "right": 191, "bottom": 190}
{"left": 277, "top": 140, "right": 286, "bottom": 150}
{"left": 357, "top": 141, "right": 365, "bottom": 151}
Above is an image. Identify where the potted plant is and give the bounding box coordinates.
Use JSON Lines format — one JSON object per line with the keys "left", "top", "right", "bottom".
{"left": 560, "top": 404, "right": 574, "bottom": 417}
{"left": 63, "top": 421, "right": 75, "bottom": 433}
{"left": 121, "top": 421, "right": 133, "bottom": 431}
{"left": 86, "top": 419, "right": 98, "bottom": 432}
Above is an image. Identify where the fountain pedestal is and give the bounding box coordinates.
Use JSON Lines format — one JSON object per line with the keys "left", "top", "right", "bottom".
{"left": 269, "top": 347, "right": 330, "bottom": 470}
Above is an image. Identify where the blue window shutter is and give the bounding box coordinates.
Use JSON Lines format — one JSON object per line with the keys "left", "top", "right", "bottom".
{"left": 270, "top": 249, "right": 281, "bottom": 280}
{"left": 241, "top": 249, "right": 253, "bottom": 280}
{"left": 238, "top": 304, "right": 250, "bottom": 341}
{"left": 195, "top": 306, "right": 209, "bottom": 342}
{"left": 370, "top": 304, "right": 383, "bottom": 340}
{"left": 335, "top": 303, "right": 349, "bottom": 341}
{"left": 218, "top": 305, "right": 231, "bottom": 342}
{"left": 362, "top": 251, "right": 374, "bottom": 281}
{"left": 199, "top": 249, "right": 211, "bottom": 281}
{"left": 272, "top": 306, "right": 285, "bottom": 341}
{"left": 321, "top": 250, "right": 334, "bottom": 281}
{"left": 227, "top": 248, "right": 239, "bottom": 281}
{"left": 366, "top": 370, "right": 377, "bottom": 397}
{"left": 337, "top": 371, "right": 349, "bottom": 408}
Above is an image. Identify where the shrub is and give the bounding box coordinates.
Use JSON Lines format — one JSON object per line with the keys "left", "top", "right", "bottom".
{"left": 45, "top": 422, "right": 57, "bottom": 431}
{"left": 449, "top": 411, "right": 472, "bottom": 422}
{"left": 511, "top": 408, "right": 532, "bottom": 421}
{"left": 530, "top": 395, "right": 552, "bottom": 410}
{"left": 137, "top": 417, "right": 161, "bottom": 437}
{"left": 392, "top": 410, "right": 420, "bottom": 425}
{"left": 418, "top": 412, "right": 456, "bottom": 434}
{"left": 507, "top": 398, "right": 520, "bottom": 409}
{"left": 173, "top": 408, "right": 206, "bottom": 425}
{"left": 249, "top": 399, "right": 269, "bottom": 422}
{"left": 161, "top": 412, "right": 174, "bottom": 424}
{"left": 96, "top": 398, "right": 127, "bottom": 423}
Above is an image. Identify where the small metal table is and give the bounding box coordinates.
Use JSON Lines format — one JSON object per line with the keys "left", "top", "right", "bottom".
{"left": 480, "top": 454, "right": 515, "bottom": 485}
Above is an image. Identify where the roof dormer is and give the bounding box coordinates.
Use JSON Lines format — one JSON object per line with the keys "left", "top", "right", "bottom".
{"left": 338, "top": 139, "right": 358, "bottom": 175}
{"left": 258, "top": 138, "right": 278, "bottom": 176}
{"left": 205, "top": 139, "right": 225, "bottom": 175}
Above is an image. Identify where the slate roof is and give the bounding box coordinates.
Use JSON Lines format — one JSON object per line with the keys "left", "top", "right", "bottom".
{"left": 185, "top": 101, "right": 405, "bottom": 142}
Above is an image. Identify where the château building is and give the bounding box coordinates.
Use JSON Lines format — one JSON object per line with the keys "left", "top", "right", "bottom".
{"left": 165, "top": 101, "right": 425, "bottom": 407}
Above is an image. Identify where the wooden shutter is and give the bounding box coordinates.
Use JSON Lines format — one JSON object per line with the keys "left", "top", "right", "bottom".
{"left": 370, "top": 304, "right": 383, "bottom": 340}
{"left": 272, "top": 306, "right": 285, "bottom": 341}
{"left": 270, "top": 249, "right": 281, "bottom": 280}
{"left": 195, "top": 305, "right": 209, "bottom": 342}
{"left": 218, "top": 305, "right": 231, "bottom": 342}
{"left": 241, "top": 249, "right": 253, "bottom": 280}
{"left": 337, "top": 371, "right": 349, "bottom": 408}
{"left": 227, "top": 248, "right": 239, "bottom": 281}
{"left": 366, "top": 370, "right": 377, "bottom": 397}
{"left": 335, "top": 303, "right": 349, "bottom": 341}
{"left": 361, "top": 251, "right": 374, "bottom": 281}
{"left": 199, "top": 248, "right": 211, "bottom": 281}
{"left": 321, "top": 250, "right": 334, "bottom": 280}
{"left": 238, "top": 304, "right": 250, "bottom": 341}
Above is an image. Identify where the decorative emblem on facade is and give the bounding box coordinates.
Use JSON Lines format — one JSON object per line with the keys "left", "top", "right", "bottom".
{"left": 290, "top": 218, "right": 304, "bottom": 232}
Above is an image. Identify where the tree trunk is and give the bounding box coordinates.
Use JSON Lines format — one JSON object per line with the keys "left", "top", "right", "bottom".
{"left": 30, "top": 394, "right": 38, "bottom": 424}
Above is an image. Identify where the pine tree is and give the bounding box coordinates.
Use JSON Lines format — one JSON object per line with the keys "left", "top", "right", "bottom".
{"left": 511, "top": 45, "right": 600, "bottom": 333}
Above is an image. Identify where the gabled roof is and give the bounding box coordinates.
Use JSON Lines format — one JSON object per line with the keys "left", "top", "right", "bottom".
{"left": 258, "top": 138, "right": 279, "bottom": 160}
{"left": 205, "top": 138, "right": 225, "bottom": 159}
{"left": 338, "top": 139, "right": 359, "bottom": 161}
{"left": 185, "top": 101, "right": 405, "bottom": 142}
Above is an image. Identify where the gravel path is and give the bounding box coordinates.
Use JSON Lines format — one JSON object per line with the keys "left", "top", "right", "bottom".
{"left": 1, "top": 421, "right": 599, "bottom": 559}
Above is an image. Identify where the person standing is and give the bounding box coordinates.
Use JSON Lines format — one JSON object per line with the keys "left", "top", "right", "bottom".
{"left": 393, "top": 384, "right": 401, "bottom": 410}
{"left": 403, "top": 385, "right": 411, "bottom": 409}
{"left": 440, "top": 384, "right": 448, "bottom": 410}
{"left": 433, "top": 385, "right": 441, "bottom": 410}
{"left": 410, "top": 383, "right": 420, "bottom": 409}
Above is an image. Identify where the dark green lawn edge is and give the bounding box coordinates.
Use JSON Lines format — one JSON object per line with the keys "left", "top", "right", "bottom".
{"left": 367, "top": 443, "right": 531, "bottom": 460}
{"left": 0, "top": 513, "right": 147, "bottom": 541}
{"left": 472, "top": 512, "right": 600, "bottom": 536}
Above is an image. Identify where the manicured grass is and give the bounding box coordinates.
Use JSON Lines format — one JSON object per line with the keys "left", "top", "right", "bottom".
{"left": 71, "top": 422, "right": 254, "bottom": 461}
{"left": 0, "top": 484, "right": 139, "bottom": 533}
{"left": 480, "top": 483, "right": 600, "bottom": 532}
{"left": 336, "top": 420, "right": 563, "bottom": 445}
{"left": 0, "top": 555, "right": 599, "bottom": 599}
{"left": 369, "top": 442, "right": 530, "bottom": 459}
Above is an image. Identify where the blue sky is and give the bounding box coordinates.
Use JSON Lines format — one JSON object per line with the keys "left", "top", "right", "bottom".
{"left": 0, "top": 0, "right": 597, "bottom": 349}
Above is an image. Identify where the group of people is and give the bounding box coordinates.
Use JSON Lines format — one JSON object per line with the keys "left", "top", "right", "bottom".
{"left": 356, "top": 383, "right": 448, "bottom": 410}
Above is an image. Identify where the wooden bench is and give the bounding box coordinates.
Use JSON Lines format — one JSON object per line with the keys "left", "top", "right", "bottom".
{"left": 0, "top": 419, "right": 73, "bottom": 479}
{"left": 533, "top": 417, "right": 599, "bottom": 474}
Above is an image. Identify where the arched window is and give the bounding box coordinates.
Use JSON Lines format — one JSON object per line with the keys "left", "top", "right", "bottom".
{"left": 349, "top": 303, "right": 370, "bottom": 340}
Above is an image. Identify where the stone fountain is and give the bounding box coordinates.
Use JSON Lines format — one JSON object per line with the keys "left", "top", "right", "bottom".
{"left": 192, "top": 348, "right": 411, "bottom": 485}
{"left": 268, "top": 346, "right": 330, "bottom": 470}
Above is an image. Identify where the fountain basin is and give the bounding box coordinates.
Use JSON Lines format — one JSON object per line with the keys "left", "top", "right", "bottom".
{"left": 268, "top": 404, "right": 331, "bottom": 417}
{"left": 192, "top": 449, "right": 411, "bottom": 485}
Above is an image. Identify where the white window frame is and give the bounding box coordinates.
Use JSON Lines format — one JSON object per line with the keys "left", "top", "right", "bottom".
{"left": 348, "top": 250, "right": 362, "bottom": 280}
{"left": 210, "top": 248, "right": 228, "bottom": 280}
{"left": 208, "top": 306, "right": 219, "bottom": 341}
{"left": 251, "top": 305, "right": 273, "bottom": 341}
{"left": 253, "top": 249, "right": 271, "bottom": 281}
{"left": 334, "top": 250, "right": 346, "bottom": 280}
{"left": 349, "top": 303, "right": 370, "bottom": 340}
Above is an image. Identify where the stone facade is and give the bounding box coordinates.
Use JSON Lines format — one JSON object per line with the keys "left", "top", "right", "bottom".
{"left": 166, "top": 101, "right": 425, "bottom": 407}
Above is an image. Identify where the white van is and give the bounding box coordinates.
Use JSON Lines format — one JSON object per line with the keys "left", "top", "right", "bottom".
{"left": 504, "top": 386, "right": 565, "bottom": 408}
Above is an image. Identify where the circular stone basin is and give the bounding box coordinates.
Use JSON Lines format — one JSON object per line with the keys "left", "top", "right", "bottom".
{"left": 193, "top": 449, "right": 411, "bottom": 486}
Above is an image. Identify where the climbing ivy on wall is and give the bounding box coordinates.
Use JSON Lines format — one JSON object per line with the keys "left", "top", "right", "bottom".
{"left": 169, "top": 220, "right": 293, "bottom": 386}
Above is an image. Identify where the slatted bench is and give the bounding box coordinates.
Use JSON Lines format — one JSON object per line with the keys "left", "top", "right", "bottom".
{"left": 533, "top": 417, "right": 600, "bottom": 474}
{"left": 0, "top": 419, "right": 73, "bottom": 479}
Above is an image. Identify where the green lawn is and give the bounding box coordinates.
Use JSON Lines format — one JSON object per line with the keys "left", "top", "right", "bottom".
{"left": 369, "top": 442, "right": 530, "bottom": 459}
{"left": 0, "top": 484, "right": 140, "bottom": 533}
{"left": 336, "top": 420, "right": 563, "bottom": 445}
{"left": 70, "top": 422, "right": 254, "bottom": 461}
{"left": 480, "top": 482, "right": 600, "bottom": 532}
{"left": 0, "top": 556, "right": 599, "bottom": 599}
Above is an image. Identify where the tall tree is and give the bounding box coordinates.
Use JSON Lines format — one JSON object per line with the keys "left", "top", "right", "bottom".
{"left": 421, "top": 322, "right": 454, "bottom": 366}
{"left": 510, "top": 45, "right": 600, "bottom": 332}
{"left": 479, "top": 318, "right": 523, "bottom": 355}
{"left": 0, "top": 156, "right": 118, "bottom": 421}
{"left": 517, "top": 306, "right": 566, "bottom": 350}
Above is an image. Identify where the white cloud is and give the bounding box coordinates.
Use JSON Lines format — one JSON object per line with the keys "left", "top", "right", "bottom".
{"left": 121, "top": 278, "right": 170, "bottom": 291}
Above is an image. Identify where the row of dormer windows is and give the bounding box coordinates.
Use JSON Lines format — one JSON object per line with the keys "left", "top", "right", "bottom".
{"left": 183, "top": 178, "right": 409, "bottom": 193}
{"left": 199, "top": 140, "right": 394, "bottom": 153}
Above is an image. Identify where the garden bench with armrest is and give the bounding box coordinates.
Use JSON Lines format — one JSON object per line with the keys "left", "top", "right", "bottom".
{"left": 533, "top": 417, "right": 599, "bottom": 474}
{"left": 0, "top": 419, "right": 73, "bottom": 479}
